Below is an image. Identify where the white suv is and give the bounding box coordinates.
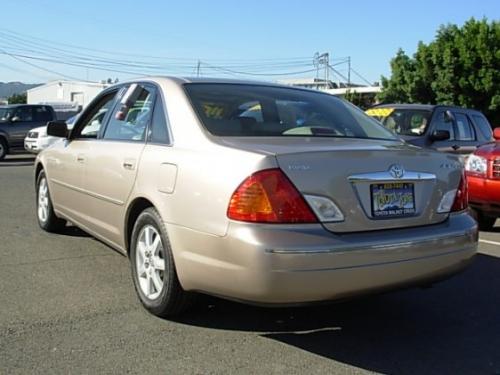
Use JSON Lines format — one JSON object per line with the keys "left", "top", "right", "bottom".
{"left": 25, "top": 115, "right": 77, "bottom": 153}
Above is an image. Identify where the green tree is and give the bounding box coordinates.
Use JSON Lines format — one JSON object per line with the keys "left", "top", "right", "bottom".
{"left": 7, "top": 92, "right": 27, "bottom": 104}
{"left": 378, "top": 18, "right": 500, "bottom": 124}
{"left": 344, "top": 89, "right": 375, "bottom": 110}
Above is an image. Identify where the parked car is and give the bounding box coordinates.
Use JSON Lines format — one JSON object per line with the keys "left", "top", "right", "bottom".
{"left": 366, "top": 104, "right": 493, "bottom": 156}
{"left": 465, "top": 128, "right": 500, "bottom": 230}
{"left": 25, "top": 115, "right": 78, "bottom": 153}
{"left": 0, "top": 104, "right": 56, "bottom": 159}
{"left": 35, "top": 78, "right": 477, "bottom": 317}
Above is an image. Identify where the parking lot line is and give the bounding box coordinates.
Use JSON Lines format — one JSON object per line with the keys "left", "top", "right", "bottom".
{"left": 479, "top": 239, "right": 500, "bottom": 246}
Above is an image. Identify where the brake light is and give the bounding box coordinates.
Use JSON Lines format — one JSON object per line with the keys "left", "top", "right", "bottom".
{"left": 451, "top": 173, "right": 468, "bottom": 212}
{"left": 227, "top": 169, "right": 318, "bottom": 223}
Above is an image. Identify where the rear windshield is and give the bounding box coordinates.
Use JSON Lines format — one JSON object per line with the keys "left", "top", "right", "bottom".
{"left": 365, "top": 107, "right": 432, "bottom": 136}
{"left": 184, "top": 83, "right": 397, "bottom": 140}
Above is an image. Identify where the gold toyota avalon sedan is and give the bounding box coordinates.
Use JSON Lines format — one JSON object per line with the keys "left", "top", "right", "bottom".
{"left": 35, "top": 77, "right": 478, "bottom": 317}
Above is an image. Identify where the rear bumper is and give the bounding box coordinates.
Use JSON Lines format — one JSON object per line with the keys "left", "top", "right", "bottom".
{"left": 169, "top": 211, "right": 478, "bottom": 304}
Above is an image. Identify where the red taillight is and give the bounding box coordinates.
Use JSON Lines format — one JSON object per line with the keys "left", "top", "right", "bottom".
{"left": 227, "top": 168, "right": 318, "bottom": 223}
{"left": 451, "top": 172, "right": 468, "bottom": 212}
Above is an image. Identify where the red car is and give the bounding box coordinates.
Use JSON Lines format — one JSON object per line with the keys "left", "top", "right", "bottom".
{"left": 465, "top": 128, "right": 500, "bottom": 230}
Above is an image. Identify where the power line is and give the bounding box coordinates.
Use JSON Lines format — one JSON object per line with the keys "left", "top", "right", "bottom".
{"left": 0, "top": 27, "right": 376, "bottom": 84}
{"left": 0, "top": 48, "right": 88, "bottom": 81}
{"left": 350, "top": 67, "right": 372, "bottom": 85}
{"left": 0, "top": 27, "right": 314, "bottom": 64}
{"left": 0, "top": 58, "right": 51, "bottom": 81}
{"left": 201, "top": 62, "right": 318, "bottom": 77}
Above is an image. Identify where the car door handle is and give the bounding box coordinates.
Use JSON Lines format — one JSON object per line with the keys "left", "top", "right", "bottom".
{"left": 123, "top": 159, "right": 136, "bottom": 170}
{"left": 76, "top": 154, "right": 85, "bottom": 163}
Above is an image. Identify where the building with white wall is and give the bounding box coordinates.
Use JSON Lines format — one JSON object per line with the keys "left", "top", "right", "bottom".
{"left": 277, "top": 78, "right": 381, "bottom": 95}
{"left": 27, "top": 80, "right": 109, "bottom": 109}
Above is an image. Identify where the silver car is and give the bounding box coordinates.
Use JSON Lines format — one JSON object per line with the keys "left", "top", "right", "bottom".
{"left": 35, "top": 77, "right": 478, "bottom": 317}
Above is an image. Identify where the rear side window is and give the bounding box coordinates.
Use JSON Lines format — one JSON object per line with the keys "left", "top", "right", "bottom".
{"left": 13, "top": 107, "right": 34, "bottom": 122}
{"left": 149, "top": 94, "right": 170, "bottom": 144}
{"left": 454, "top": 113, "right": 475, "bottom": 141}
{"left": 471, "top": 114, "right": 493, "bottom": 140}
{"left": 184, "top": 84, "right": 396, "bottom": 140}
{"left": 33, "top": 106, "right": 52, "bottom": 122}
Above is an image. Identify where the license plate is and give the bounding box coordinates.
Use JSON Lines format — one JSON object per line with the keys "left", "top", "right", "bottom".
{"left": 371, "top": 182, "right": 415, "bottom": 218}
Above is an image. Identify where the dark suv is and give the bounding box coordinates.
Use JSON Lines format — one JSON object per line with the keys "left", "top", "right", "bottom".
{"left": 366, "top": 104, "right": 493, "bottom": 155}
{"left": 0, "top": 104, "right": 56, "bottom": 160}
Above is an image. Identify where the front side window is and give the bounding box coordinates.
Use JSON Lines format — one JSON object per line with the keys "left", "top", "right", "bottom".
{"left": 103, "top": 84, "right": 154, "bottom": 142}
{"left": 366, "top": 108, "right": 431, "bottom": 136}
{"left": 0, "top": 107, "right": 16, "bottom": 122}
{"left": 185, "top": 84, "right": 396, "bottom": 140}
{"left": 75, "top": 91, "right": 117, "bottom": 138}
{"left": 432, "top": 112, "right": 455, "bottom": 140}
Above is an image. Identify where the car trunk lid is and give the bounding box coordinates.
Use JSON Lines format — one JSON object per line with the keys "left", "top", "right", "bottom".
{"left": 219, "top": 137, "right": 462, "bottom": 233}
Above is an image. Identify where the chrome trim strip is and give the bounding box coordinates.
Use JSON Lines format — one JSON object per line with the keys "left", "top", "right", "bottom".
{"left": 272, "top": 246, "right": 475, "bottom": 273}
{"left": 348, "top": 171, "right": 436, "bottom": 182}
{"left": 264, "top": 230, "right": 476, "bottom": 254}
{"left": 51, "top": 178, "right": 124, "bottom": 206}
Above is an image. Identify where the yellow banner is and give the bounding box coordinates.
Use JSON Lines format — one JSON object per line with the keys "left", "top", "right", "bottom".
{"left": 365, "top": 108, "right": 395, "bottom": 117}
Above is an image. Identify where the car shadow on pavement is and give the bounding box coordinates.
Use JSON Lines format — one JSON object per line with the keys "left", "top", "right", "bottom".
{"left": 58, "top": 224, "right": 91, "bottom": 238}
{"left": 481, "top": 226, "right": 500, "bottom": 233}
{"left": 175, "top": 254, "right": 500, "bottom": 374}
{"left": 0, "top": 156, "right": 36, "bottom": 167}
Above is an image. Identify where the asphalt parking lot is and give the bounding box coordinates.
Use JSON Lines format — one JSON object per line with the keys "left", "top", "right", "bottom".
{"left": 1, "top": 154, "right": 500, "bottom": 374}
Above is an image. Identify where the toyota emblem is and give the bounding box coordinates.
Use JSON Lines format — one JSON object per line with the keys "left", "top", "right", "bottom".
{"left": 389, "top": 164, "right": 405, "bottom": 179}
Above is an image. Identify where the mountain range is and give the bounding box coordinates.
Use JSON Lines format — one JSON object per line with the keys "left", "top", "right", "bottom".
{"left": 0, "top": 82, "right": 41, "bottom": 99}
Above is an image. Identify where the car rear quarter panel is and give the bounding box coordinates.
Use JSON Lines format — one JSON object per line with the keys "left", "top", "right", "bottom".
{"left": 132, "top": 143, "right": 276, "bottom": 238}
{"left": 130, "top": 79, "right": 277, "bottom": 238}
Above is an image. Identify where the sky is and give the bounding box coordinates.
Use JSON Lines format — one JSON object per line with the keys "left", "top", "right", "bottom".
{"left": 0, "top": 0, "right": 498, "bottom": 84}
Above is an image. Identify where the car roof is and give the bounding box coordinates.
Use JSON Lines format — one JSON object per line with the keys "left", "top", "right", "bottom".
{"left": 0, "top": 104, "right": 49, "bottom": 109}
{"left": 0, "top": 104, "right": 25, "bottom": 109}
{"left": 112, "top": 76, "right": 328, "bottom": 95}
{"left": 373, "top": 103, "right": 482, "bottom": 114}
{"left": 373, "top": 103, "right": 436, "bottom": 111}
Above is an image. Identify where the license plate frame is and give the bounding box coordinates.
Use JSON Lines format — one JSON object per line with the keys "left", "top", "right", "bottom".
{"left": 370, "top": 182, "right": 416, "bottom": 219}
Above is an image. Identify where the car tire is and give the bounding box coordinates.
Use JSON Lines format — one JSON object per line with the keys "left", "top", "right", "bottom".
{"left": 471, "top": 208, "right": 496, "bottom": 231}
{"left": 130, "top": 207, "right": 196, "bottom": 317}
{"left": 0, "top": 138, "right": 7, "bottom": 160}
{"left": 36, "top": 170, "right": 66, "bottom": 232}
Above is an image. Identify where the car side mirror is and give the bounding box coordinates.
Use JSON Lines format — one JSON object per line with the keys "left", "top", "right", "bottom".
{"left": 10, "top": 116, "right": 20, "bottom": 123}
{"left": 494, "top": 128, "right": 500, "bottom": 141}
{"left": 430, "top": 129, "right": 450, "bottom": 141}
{"left": 47, "top": 120, "right": 69, "bottom": 138}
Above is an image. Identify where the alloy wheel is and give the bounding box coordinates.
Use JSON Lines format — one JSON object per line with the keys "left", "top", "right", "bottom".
{"left": 135, "top": 225, "right": 166, "bottom": 300}
{"left": 38, "top": 177, "right": 49, "bottom": 223}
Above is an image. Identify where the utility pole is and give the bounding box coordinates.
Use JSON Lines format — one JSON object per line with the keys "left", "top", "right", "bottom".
{"left": 313, "top": 52, "right": 319, "bottom": 79}
{"left": 196, "top": 60, "right": 201, "bottom": 77}
{"left": 347, "top": 56, "right": 351, "bottom": 86}
{"left": 313, "top": 52, "right": 329, "bottom": 89}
